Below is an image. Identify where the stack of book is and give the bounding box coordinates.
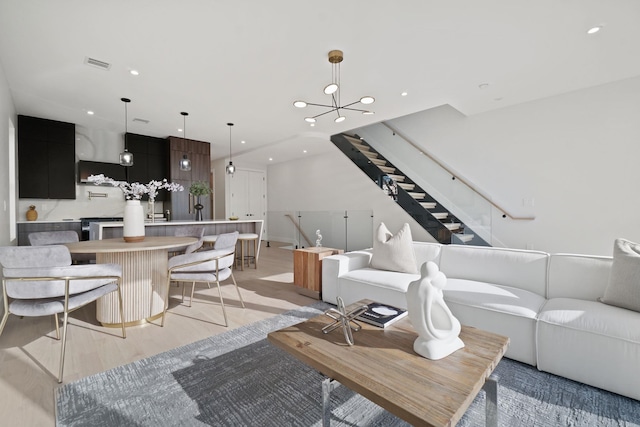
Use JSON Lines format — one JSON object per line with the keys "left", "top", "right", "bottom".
{"left": 356, "top": 302, "right": 408, "bottom": 328}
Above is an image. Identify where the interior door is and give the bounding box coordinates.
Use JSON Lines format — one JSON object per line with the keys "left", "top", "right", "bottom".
{"left": 230, "top": 169, "right": 265, "bottom": 225}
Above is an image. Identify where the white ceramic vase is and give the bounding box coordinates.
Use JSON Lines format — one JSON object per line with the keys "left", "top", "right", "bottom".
{"left": 123, "top": 200, "right": 145, "bottom": 242}
{"left": 406, "top": 261, "right": 464, "bottom": 360}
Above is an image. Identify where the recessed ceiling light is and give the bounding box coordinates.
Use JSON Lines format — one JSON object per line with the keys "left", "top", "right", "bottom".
{"left": 130, "top": 69, "right": 139, "bottom": 76}
{"left": 241, "top": 140, "right": 246, "bottom": 144}
{"left": 303, "top": 150, "right": 307, "bottom": 153}
{"left": 269, "top": 157, "right": 273, "bottom": 161}
{"left": 401, "top": 92, "right": 408, "bottom": 97}
{"left": 587, "top": 26, "right": 602, "bottom": 35}
{"left": 310, "top": 123, "right": 315, "bottom": 127}
{"left": 87, "top": 110, "right": 94, "bottom": 115}
{"left": 178, "top": 128, "right": 183, "bottom": 132}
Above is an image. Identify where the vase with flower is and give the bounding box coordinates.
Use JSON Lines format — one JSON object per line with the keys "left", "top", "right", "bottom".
{"left": 88, "top": 174, "right": 183, "bottom": 242}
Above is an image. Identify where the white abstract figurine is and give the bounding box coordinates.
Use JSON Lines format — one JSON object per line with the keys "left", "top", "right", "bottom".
{"left": 406, "top": 261, "right": 464, "bottom": 360}
{"left": 315, "top": 229, "right": 323, "bottom": 247}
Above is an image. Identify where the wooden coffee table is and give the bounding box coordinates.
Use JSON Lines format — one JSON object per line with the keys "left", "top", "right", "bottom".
{"left": 268, "top": 305, "right": 509, "bottom": 427}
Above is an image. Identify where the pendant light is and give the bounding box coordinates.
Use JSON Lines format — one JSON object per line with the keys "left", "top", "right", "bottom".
{"left": 119, "top": 98, "right": 134, "bottom": 166}
{"left": 179, "top": 112, "right": 192, "bottom": 171}
{"left": 293, "top": 49, "right": 375, "bottom": 124}
{"left": 225, "top": 122, "right": 235, "bottom": 175}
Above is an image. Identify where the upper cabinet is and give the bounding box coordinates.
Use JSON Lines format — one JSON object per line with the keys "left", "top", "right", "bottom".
{"left": 18, "top": 115, "right": 76, "bottom": 199}
{"left": 167, "top": 136, "right": 211, "bottom": 220}
{"left": 125, "top": 133, "right": 169, "bottom": 201}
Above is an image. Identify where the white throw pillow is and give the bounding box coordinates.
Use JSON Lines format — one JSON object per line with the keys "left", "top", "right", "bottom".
{"left": 600, "top": 238, "right": 640, "bottom": 312}
{"left": 370, "top": 222, "right": 418, "bottom": 274}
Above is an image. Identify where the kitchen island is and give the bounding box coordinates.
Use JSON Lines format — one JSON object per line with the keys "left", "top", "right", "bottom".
{"left": 90, "top": 219, "right": 264, "bottom": 261}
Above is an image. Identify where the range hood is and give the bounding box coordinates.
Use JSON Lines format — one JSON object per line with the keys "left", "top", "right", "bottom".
{"left": 77, "top": 160, "right": 126, "bottom": 184}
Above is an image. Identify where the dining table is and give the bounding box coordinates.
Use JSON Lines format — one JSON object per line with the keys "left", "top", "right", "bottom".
{"left": 64, "top": 236, "right": 197, "bottom": 326}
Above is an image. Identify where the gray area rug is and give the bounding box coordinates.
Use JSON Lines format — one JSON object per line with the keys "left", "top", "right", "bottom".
{"left": 56, "top": 302, "right": 640, "bottom": 426}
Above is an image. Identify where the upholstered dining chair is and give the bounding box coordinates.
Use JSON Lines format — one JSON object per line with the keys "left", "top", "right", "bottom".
{"left": 0, "top": 245, "right": 126, "bottom": 383}
{"left": 162, "top": 231, "right": 244, "bottom": 327}
{"left": 28, "top": 230, "right": 95, "bottom": 264}
{"left": 170, "top": 226, "right": 205, "bottom": 256}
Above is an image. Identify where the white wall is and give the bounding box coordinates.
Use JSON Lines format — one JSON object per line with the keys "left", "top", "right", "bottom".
{"left": 387, "top": 76, "right": 640, "bottom": 256}
{"left": 266, "top": 145, "right": 436, "bottom": 247}
{"left": 0, "top": 59, "right": 16, "bottom": 246}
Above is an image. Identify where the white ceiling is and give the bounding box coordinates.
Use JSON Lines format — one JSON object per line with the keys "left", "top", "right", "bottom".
{"left": 1, "top": 1, "right": 639, "bottom": 166}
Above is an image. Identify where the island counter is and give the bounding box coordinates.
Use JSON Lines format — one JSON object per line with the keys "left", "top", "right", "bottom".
{"left": 91, "top": 219, "right": 264, "bottom": 263}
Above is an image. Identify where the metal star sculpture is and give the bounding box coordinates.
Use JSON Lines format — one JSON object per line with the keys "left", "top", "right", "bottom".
{"left": 322, "top": 297, "right": 369, "bottom": 345}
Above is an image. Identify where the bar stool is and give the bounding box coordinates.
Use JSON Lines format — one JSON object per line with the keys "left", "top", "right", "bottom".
{"left": 236, "top": 233, "right": 259, "bottom": 270}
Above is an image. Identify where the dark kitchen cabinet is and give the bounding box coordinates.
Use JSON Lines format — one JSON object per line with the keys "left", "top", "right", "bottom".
{"left": 125, "top": 133, "right": 169, "bottom": 201}
{"left": 18, "top": 115, "right": 76, "bottom": 199}
{"left": 167, "top": 136, "right": 211, "bottom": 220}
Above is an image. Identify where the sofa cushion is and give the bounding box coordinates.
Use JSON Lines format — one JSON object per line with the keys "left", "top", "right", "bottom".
{"left": 600, "top": 238, "right": 640, "bottom": 313}
{"left": 538, "top": 297, "right": 640, "bottom": 342}
{"left": 547, "top": 254, "right": 612, "bottom": 301}
{"left": 443, "top": 278, "right": 546, "bottom": 319}
{"left": 342, "top": 268, "right": 420, "bottom": 293}
{"left": 370, "top": 222, "right": 417, "bottom": 274}
{"left": 439, "top": 245, "right": 549, "bottom": 297}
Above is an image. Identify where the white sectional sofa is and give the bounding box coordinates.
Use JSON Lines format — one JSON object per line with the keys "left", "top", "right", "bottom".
{"left": 322, "top": 242, "right": 640, "bottom": 401}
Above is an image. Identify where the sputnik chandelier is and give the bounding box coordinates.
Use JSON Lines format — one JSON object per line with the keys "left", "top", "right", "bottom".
{"left": 293, "top": 50, "right": 374, "bottom": 124}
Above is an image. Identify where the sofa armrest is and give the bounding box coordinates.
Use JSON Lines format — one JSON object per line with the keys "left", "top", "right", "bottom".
{"left": 322, "top": 250, "right": 372, "bottom": 305}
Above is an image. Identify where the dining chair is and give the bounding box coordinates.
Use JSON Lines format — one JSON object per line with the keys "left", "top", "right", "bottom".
{"left": 170, "top": 226, "right": 205, "bottom": 256}
{"left": 28, "top": 230, "right": 95, "bottom": 264}
{"left": 0, "top": 245, "right": 126, "bottom": 383}
{"left": 162, "top": 231, "right": 244, "bottom": 327}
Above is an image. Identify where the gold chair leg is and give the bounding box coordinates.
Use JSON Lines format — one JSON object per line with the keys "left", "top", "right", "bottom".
{"left": 58, "top": 310, "right": 70, "bottom": 383}
{"left": 54, "top": 313, "right": 60, "bottom": 340}
{"left": 116, "top": 281, "right": 126, "bottom": 339}
{"left": 230, "top": 272, "right": 245, "bottom": 308}
{"left": 0, "top": 311, "right": 9, "bottom": 338}
{"left": 216, "top": 280, "right": 228, "bottom": 327}
{"left": 161, "top": 275, "right": 172, "bottom": 327}
{"left": 189, "top": 281, "right": 196, "bottom": 307}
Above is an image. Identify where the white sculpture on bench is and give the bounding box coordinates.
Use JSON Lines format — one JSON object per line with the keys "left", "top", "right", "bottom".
{"left": 406, "top": 261, "right": 464, "bottom": 360}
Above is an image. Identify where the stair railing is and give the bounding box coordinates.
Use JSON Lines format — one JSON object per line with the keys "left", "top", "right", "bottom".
{"left": 380, "top": 122, "right": 535, "bottom": 221}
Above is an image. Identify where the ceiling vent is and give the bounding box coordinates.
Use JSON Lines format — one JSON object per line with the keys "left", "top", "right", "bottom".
{"left": 84, "top": 57, "right": 111, "bottom": 70}
{"left": 132, "top": 118, "right": 150, "bottom": 124}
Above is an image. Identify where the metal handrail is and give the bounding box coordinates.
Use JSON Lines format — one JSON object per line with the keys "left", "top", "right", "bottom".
{"left": 381, "top": 122, "right": 535, "bottom": 221}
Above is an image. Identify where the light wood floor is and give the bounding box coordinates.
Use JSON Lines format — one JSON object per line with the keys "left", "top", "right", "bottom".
{"left": 0, "top": 242, "right": 313, "bottom": 427}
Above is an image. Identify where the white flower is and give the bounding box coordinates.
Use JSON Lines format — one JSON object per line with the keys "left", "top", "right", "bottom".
{"left": 88, "top": 174, "right": 184, "bottom": 200}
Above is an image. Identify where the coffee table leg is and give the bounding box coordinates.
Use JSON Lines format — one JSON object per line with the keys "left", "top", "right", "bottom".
{"left": 322, "top": 377, "right": 341, "bottom": 427}
{"left": 483, "top": 374, "right": 498, "bottom": 427}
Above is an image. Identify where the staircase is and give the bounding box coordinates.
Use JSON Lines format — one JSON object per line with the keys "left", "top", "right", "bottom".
{"left": 331, "top": 133, "right": 489, "bottom": 246}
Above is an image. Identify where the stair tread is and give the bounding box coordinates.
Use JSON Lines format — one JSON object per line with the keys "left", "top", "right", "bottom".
{"left": 379, "top": 165, "right": 396, "bottom": 173}
{"left": 388, "top": 174, "right": 405, "bottom": 182}
{"left": 408, "top": 192, "right": 426, "bottom": 199}
{"left": 370, "top": 158, "right": 386, "bottom": 166}
{"left": 431, "top": 212, "right": 448, "bottom": 219}
{"left": 445, "top": 223, "right": 461, "bottom": 230}
{"left": 420, "top": 202, "right": 436, "bottom": 209}
{"left": 397, "top": 183, "right": 415, "bottom": 190}
{"left": 455, "top": 234, "right": 475, "bottom": 243}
